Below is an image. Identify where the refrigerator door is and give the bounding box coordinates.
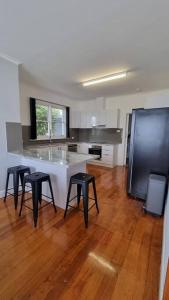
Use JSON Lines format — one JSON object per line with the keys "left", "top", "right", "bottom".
{"left": 128, "top": 108, "right": 169, "bottom": 200}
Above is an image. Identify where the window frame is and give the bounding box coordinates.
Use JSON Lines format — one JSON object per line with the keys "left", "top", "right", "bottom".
{"left": 36, "top": 100, "right": 67, "bottom": 140}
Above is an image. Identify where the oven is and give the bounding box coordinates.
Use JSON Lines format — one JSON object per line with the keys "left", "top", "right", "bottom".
{"left": 88, "top": 145, "right": 102, "bottom": 160}
{"left": 68, "top": 143, "right": 77, "bottom": 152}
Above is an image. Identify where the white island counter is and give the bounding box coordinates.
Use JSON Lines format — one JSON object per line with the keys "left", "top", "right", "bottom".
{"left": 8, "top": 147, "right": 98, "bottom": 209}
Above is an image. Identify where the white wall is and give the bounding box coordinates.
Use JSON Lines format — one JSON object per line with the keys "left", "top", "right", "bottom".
{"left": 77, "top": 90, "right": 169, "bottom": 165}
{"left": 0, "top": 57, "right": 21, "bottom": 196}
{"left": 20, "top": 81, "right": 77, "bottom": 126}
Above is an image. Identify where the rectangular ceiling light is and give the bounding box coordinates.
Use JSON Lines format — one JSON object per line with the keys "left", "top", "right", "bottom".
{"left": 82, "top": 72, "right": 127, "bottom": 87}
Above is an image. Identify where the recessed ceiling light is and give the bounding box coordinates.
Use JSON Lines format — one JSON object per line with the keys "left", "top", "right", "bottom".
{"left": 82, "top": 72, "right": 127, "bottom": 87}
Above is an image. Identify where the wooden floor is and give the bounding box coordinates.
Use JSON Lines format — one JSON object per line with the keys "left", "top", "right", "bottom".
{"left": 0, "top": 165, "right": 163, "bottom": 300}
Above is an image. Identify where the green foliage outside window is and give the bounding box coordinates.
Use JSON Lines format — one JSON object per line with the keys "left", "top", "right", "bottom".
{"left": 36, "top": 104, "right": 48, "bottom": 136}
{"left": 36, "top": 104, "right": 64, "bottom": 137}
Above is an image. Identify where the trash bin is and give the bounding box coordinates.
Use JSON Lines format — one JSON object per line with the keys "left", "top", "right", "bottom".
{"left": 144, "top": 174, "right": 166, "bottom": 216}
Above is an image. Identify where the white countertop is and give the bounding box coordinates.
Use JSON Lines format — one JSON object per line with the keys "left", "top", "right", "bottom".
{"left": 9, "top": 148, "right": 98, "bottom": 167}
{"left": 67, "top": 142, "right": 117, "bottom": 145}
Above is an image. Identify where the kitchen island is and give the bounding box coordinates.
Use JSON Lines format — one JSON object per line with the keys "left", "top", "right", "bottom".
{"left": 8, "top": 147, "right": 97, "bottom": 209}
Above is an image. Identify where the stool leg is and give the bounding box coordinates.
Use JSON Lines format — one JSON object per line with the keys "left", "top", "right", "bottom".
{"left": 82, "top": 183, "right": 89, "bottom": 228}
{"left": 20, "top": 172, "right": 24, "bottom": 190}
{"left": 32, "top": 183, "right": 39, "bottom": 227}
{"left": 64, "top": 180, "right": 72, "bottom": 218}
{"left": 19, "top": 179, "right": 26, "bottom": 216}
{"left": 77, "top": 184, "right": 81, "bottom": 207}
{"left": 13, "top": 173, "right": 19, "bottom": 209}
{"left": 48, "top": 178, "right": 56, "bottom": 212}
{"left": 4, "top": 172, "right": 10, "bottom": 202}
{"left": 37, "top": 184, "right": 42, "bottom": 205}
{"left": 92, "top": 179, "right": 99, "bottom": 213}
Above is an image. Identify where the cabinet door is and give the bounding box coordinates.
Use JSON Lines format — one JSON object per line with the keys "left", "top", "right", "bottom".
{"left": 102, "top": 145, "right": 114, "bottom": 164}
{"left": 99, "top": 111, "right": 106, "bottom": 126}
{"left": 83, "top": 143, "right": 90, "bottom": 154}
{"left": 75, "top": 111, "right": 80, "bottom": 128}
{"left": 105, "top": 111, "right": 112, "bottom": 128}
{"left": 102, "top": 144, "right": 114, "bottom": 154}
{"left": 90, "top": 112, "right": 97, "bottom": 127}
{"left": 77, "top": 144, "right": 83, "bottom": 153}
{"left": 70, "top": 110, "right": 80, "bottom": 128}
{"left": 77, "top": 143, "right": 89, "bottom": 154}
{"left": 77, "top": 144, "right": 81, "bottom": 153}
{"left": 71, "top": 109, "right": 119, "bottom": 128}
{"left": 106, "top": 110, "right": 118, "bottom": 128}
{"left": 80, "top": 112, "right": 87, "bottom": 128}
{"left": 96, "top": 111, "right": 102, "bottom": 126}
{"left": 86, "top": 112, "right": 92, "bottom": 128}
{"left": 70, "top": 109, "right": 74, "bottom": 128}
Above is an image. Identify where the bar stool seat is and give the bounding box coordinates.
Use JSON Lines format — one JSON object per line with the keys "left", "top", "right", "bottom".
{"left": 24, "top": 172, "right": 49, "bottom": 183}
{"left": 64, "top": 172, "right": 99, "bottom": 228}
{"left": 7, "top": 165, "right": 30, "bottom": 174}
{"left": 70, "top": 173, "right": 93, "bottom": 183}
{"left": 4, "top": 165, "right": 31, "bottom": 209}
{"left": 19, "top": 172, "right": 57, "bottom": 227}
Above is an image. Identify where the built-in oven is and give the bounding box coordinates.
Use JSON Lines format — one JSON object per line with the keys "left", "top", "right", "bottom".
{"left": 68, "top": 143, "right": 77, "bottom": 152}
{"left": 88, "top": 145, "right": 102, "bottom": 160}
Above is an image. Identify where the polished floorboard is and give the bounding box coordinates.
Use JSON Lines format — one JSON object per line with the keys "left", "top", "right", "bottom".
{"left": 0, "top": 165, "right": 163, "bottom": 300}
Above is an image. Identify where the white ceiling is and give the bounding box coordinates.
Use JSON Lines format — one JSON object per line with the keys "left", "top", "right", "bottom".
{"left": 1, "top": 0, "right": 169, "bottom": 100}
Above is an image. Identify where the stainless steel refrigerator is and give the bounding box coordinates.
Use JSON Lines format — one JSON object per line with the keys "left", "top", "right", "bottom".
{"left": 127, "top": 108, "right": 169, "bottom": 200}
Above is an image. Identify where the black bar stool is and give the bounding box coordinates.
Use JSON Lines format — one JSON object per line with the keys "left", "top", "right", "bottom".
{"left": 64, "top": 172, "right": 99, "bottom": 228}
{"left": 4, "top": 165, "right": 31, "bottom": 209}
{"left": 19, "top": 172, "right": 56, "bottom": 227}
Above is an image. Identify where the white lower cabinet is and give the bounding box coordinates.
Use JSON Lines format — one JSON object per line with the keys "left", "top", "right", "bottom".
{"left": 77, "top": 143, "right": 91, "bottom": 154}
{"left": 101, "top": 144, "right": 116, "bottom": 166}
{"left": 77, "top": 143, "right": 117, "bottom": 168}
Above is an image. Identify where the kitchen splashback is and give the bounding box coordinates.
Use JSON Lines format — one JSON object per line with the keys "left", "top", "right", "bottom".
{"left": 22, "top": 126, "right": 122, "bottom": 145}
{"left": 6, "top": 122, "right": 23, "bottom": 151}
{"left": 75, "top": 128, "right": 122, "bottom": 144}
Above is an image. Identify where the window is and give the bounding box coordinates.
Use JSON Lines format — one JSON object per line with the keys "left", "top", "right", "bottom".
{"left": 36, "top": 100, "right": 66, "bottom": 139}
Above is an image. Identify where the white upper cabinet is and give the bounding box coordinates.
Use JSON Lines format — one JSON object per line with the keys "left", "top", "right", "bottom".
{"left": 79, "top": 111, "right": 87, "bottom": 128}
{"left": 106, "top": 110, "right": 117, "bottom": 128}
{"left": 88, "top": 111, "right": 106, "bottom": 127}
{"left": 70, "top": 110, "right": 80, "bottom": 128}
{"left": 86, "top": 112, "right": 93, "bottom": 128}
{"left": 100, "top": 111, "right": 106, "bottom": 126}
{"left": 70, "top": 109, "right": 120, "bottom": 128}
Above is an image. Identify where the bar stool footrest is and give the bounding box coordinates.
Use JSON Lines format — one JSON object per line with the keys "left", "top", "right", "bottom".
{"left": 67, "top": 195, "right": 96, "bottom": 204}
{"left": 22, "top": 200, "right": 54, "bottom": 211}
{"left": 67, "top": 202, "right": 96, "bottom": 212}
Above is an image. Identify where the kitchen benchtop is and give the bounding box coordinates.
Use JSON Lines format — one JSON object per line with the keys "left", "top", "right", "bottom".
{"left": 9, "top": 148, "right": 98, "bottom": 167}
{"left": 68, "top": 142, "right": 119, "bottom": 145}
{"left": 26, "top": 142, "right": 119, "bottom": 147}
